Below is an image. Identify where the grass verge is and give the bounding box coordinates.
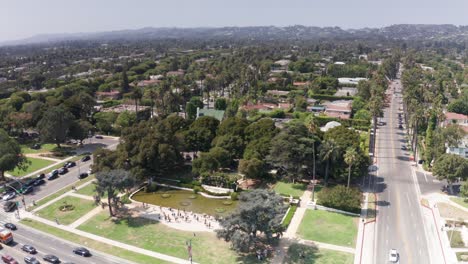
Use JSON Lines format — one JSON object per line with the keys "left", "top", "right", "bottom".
{"left": 282, "top": 205, "right": 298, "bottom": 228}
{"left": 274, "top": 181, "right": 307, "bottom": 198}
{"left": 8, "top": 157, "right": 54, "bottom": 177}
{"left": 450, "top": 197, "right": 468, "bottom": 209}
{"left": 20, "top": 218, "right": 171, "bottom": 264}
{"left": 283, "top": 243, "right": 354, "bottom": 264}
{"left": 448, "top": 230, "right": 466, "bottom": 248}
{"left": 297, "top": 210, "right": 358, "bottom": 247}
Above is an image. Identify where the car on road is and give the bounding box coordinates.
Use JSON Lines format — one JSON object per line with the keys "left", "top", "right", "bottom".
{"left": 18, "top": 185, "right": 34, "bottom": 195}
{"left": 389, "top": 249, "right": 399, "bottom": 263}
{"left": 33, "top": 179, "right": 45, "bottom": 186}
{"left": 78, "top": 172, "right": 89, "bottom": 179}
{"left": 43, "top": 255, "right": 60, "bottom": 264}
{"left": 3, "top": 223, "right": 16, "bottom": 230}
{"left": 401, "top": 145, "right": 407, "bottom": 150}
{"left": 65, "top": 161, "right": 76, "bottom": 168}
{"left": 37, "top": 173, "right": 45, "bottom": 180}
{"left": 94, "top": 135, "right": 103, "bottom": 139}
{"left": 3, "top": 201, "right": 16, "bottom": 212}
{"left": 24, "top": 256, "right": 40, "bottom": 264}
{"left": 24, "top": 178, "right": 37, "bottom": 187}
{"left": 58, "top": 167, "right": 68, "bottom": 175}
{"left": 21, "top": 244, "right": 37, "bottom": 254}
{"left": 398, "top": 124, "right": 403, "bottom": 129}
{"left": 81, "top": 155, "right": 91, "bottom": 162}
{"left": 73, "top": 247, "right": 91, "bottom": 257}
{"left": 47, "top": 170, "right": 59, "bottom": 181}
{"left": 2, "top": 192, "right": 15, "bottom": 201}
{"left": 1, "top": 255, "right": 18, "bottom": 264}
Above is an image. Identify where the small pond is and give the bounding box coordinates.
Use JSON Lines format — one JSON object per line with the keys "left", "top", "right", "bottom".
{"left": 132, "top": 188, "right": 238, "bottom": 217}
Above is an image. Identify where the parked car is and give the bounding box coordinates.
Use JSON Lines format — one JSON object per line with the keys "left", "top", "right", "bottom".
{"left": 3, "top": 201, "right": 16, "bottom": 212}
{"left": 42, "top": 255, "right": 59, "bottom": 264}
{"left": 72, "top": 247, "right": 91, "bottom": 257}
{"left": 24, "top": 178, "right": 37, "bottom": 187}
{"left": 1, "top": 254, "right": 18, "bottom": 264}
{"left": 21, "top": 244, "right": 37, "bottom": 254}
{"left": 4, "top": 223, "right": 16, "bottom": 230}
{"left": 2, "top": 192, "right": 15, "bottom": 201}
{"left": 65, "top": 161, "right": 76, "bottom": 168}
{"left": 30, "top": 144, "right": 41, "bottom": 150}
{"left": 401, "top": 145, "right": 407, "bottom": 150}
{"left": 398, "top": 124, "right": 403, "bottom": 129}
{"left": 58, "top": 167, "right": 68, "bottom": 175}
{"left": 78, "top": 173, "right": 89, "bottom": 179}
{"left": 47, "top": 170, "right": 59, "bottom": 181}
{"left": 33, "top": 179, "right": 45, "bottom": 186}
{"left": 24, "top": 256, "right": 40, "bottom": 264}
{"left": 37, "top": 173, "right": 45, "bottom": 180}
{"left": 18, "top": 185, "right": 33, "bottom": 195}
{"left": 81, "top": 155, "right": 91, "bottom": 162}
{"left": 388, "top": 249, "right": 399, "bottom": 263}
{"left": 94, "top": 135, "right": 103, "bottom": 139}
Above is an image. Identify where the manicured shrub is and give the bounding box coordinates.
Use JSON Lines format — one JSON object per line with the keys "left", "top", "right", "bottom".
{"left": 317, "top": 185, "right": 362, "bottom": 213}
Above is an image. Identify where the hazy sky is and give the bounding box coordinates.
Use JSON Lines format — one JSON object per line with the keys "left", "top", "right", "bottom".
{"left": 1, "top": 0, "right": 467, "bottom": 41}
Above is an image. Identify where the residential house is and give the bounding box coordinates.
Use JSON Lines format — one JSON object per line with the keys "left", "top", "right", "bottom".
{"left": 443, "top": 112, "right": 468, "bottom": 127}
{"left": 96, "top": 90, "right": 121, "bottom": 100}
{"left": 196, "top": 108, "right": 225, "bottom": 121}
{"left": 443, "top": 112, "right": 468, "bottom": 158}
{"left": 266, "top": 90, "right": 290, "bottom": 97}
{"left": 323, "top": 100, "right": 352, "bottom": 119}
{"left": 137, "top": 79, "right": 160, "bottom": 87}
{"left": 334, "top": 87, "right": 358, "bottom": 97}
{"left": 338, "top": 77, "right": 368, "bottom": 85}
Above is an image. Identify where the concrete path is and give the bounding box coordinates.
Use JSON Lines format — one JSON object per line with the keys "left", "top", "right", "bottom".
{"left": 297, "top": 239, "right": 355, "bottom": 254}
{"left": 69, "top": 206, "right": 104, "bottom": 228}
{"left": 68, "top": 192, "right": 95, "bottom": 201}
{"left": 25, "top": 153, "right": 63, "bottom": 162}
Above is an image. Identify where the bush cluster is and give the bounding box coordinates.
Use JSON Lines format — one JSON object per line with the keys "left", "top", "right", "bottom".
{"left": 317, "top": 185, "right": 362, "bottom": 214}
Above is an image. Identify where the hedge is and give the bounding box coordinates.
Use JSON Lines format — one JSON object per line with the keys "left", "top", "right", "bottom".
{"left": 282, "top": 205, "right": 298, "bottom": 228}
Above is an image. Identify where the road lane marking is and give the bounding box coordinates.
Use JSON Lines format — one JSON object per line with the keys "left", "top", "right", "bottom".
{"left": 423, "top": 173, "right": 428, "bottom": 182}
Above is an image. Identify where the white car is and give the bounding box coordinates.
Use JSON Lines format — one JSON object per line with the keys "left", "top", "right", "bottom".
{"left": 2, "top": 192, "right": 16, "bottom": 201}
{"left": 389, "top": 249, "right": 399, "bottom": 263}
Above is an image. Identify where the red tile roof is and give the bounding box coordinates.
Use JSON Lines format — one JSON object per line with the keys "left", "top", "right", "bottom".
{"left": 445, "top": 112, "right": 468, "bottom": 120}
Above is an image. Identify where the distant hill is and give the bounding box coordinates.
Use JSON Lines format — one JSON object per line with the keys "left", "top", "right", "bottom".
{"left": 2, "top": 24, "right": 468, "bottom": 46}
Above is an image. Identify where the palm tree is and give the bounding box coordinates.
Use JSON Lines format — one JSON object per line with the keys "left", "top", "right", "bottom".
{"left": 319, "top": 140, "right": 340, "bottom": 186}
{"left": 131, "top": 88, "right": 143, "bottom": 113}
{"left": 344, "top": 147, "right": 359, "bottom": 189}
{"left": 148, "top": 88, "right": 158, "bottom": 118}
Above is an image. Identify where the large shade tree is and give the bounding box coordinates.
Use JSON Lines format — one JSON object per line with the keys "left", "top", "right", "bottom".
{"left": 95, "top": 169, "right": 135, "bottom": 217}
{"left": 37, "top": 105, "right": 75, "bottom": 148}
{"left": 0, "top": 129, "right": 27, "bottom": 181}
{"left": 216, "top": 189, "right": 287, "bottom": 253}
{"left": 432, "top": 153, "right": 468, "bottom": 194}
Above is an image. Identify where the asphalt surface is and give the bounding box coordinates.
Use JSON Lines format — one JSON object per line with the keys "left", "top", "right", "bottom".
{"left": 0, "top": 136, "right": 124, "bottom": 264}
{"left": 0, "top": 220, "right": 129, "bottom": 264}
{"left": 373, "top": 78, "right": 431, "bottom": 264}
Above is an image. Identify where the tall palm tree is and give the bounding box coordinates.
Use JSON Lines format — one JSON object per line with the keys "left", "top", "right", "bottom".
{"left": 344, "top": 147, "right": 359, "bottom": 189}
{"left": 148, "top": 88, "right": 158, "bottom": 118}
{"left": 319, "top": 140, "right": 340, "bottom": 186}
{"left": 131, "top": 88, "right": 143, "bottom": 113}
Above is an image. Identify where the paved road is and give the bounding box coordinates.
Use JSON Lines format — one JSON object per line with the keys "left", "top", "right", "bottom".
{"left": 0, "top": 220, "right": 132, "bottom": 264}
{"left": 0, "top": 136, "right": 124, "bottom": 264}
{"left": 373, "top": 77, "right": 432, "bottom": 264}
{"left": 5, "top": 136, "right": 119, "bottom": 208}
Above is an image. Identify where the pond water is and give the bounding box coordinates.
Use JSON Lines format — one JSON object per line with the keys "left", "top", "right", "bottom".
{"left": 132, "top": 188, "right": 238, "bottom": 217}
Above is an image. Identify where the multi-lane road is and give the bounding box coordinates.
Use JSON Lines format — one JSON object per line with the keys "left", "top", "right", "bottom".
{"left": 0, "top": 136, "right": 129, "bottom": 264}
{"left": 373, "top": 77, "right": 433, "bottom": 263}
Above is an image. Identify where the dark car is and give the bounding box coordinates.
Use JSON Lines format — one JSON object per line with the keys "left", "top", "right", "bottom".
{"left": 73, "top": 247, "right": 91, "bottom": 257}
{"left": 24, "top": 178, "right": 37, "bottom": 187}
{"left": 94, "top": 135, "right": 103, "bottom": 139}
{"left": 33, "top": 179, "right": 45, "bottom": 187}
{"left": 18, "top": 185, "right": 33, "bottom": 195}
{"left": 43, "top": 255, "right": 59, "bottom": 263}
{"left": 24, "top": 256, "right": 40, "bottom": 264}
{"left": 21, "top": 244, "right": 37, "bottom": 254}
{"left": 65, "top": 161, "right": 76, "bottom": 168}
{"left": 47, "top": 170, "right": 59, "bottom": 181}
{"left": 3, "top": 201, "right": 16, "bottom": 212}
{"left": 58, "top": 167, "right": 68, "bottom": 175}
{"left": 81, "top": 155, "right": 91, "bottom": 162}
{"left": 401, "top": 145, "right": 407, "bottom": 150}
{"left": 30, "top": 143, "right": 41, "bottom": 150}
{"left": 398, "top": 124, "right": 403, "bottom": 129}
{"left": 37, "top": 173, "right": 45, "bottom": 180}
{"left": 1, "top": 254, "right": 18, "bottom": 264}
{"left": 78, "top": 173, "right": 89, "bottom": 179}
{"left": 4, "top": 223, "right": 16, "bottom": 230}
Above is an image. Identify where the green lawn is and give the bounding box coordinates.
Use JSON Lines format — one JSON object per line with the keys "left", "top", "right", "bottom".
{"left": 8, "top": 157, "right": 54, "bottom": 177}
{"left": 78, "top": 212, "right": 242, "bottom": 264}
{"left": 450, "top": 197, "right": 468, "bottom": 209}
{"left": 21, "top": 143, "right": 56, "bottom": 154}
{"left": 20, "top": 218, "right": 171, "bottom": 264}
{"left": 36, "top": 196, "right": 97, "bottom": 225}
{"left": 76, "top": 181, "right": 107, "bottom": 198}
{"left": 283, "top": 243, "right": 353, "bottom": 264}
{"left": 448, "top": 230, "right": 466, "bottom": 248}
{"left": 297, "top": 210, "right": 358, "bottom": 247}
{"left": 274, "top": 181, "right": 307, "bottom": 198}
